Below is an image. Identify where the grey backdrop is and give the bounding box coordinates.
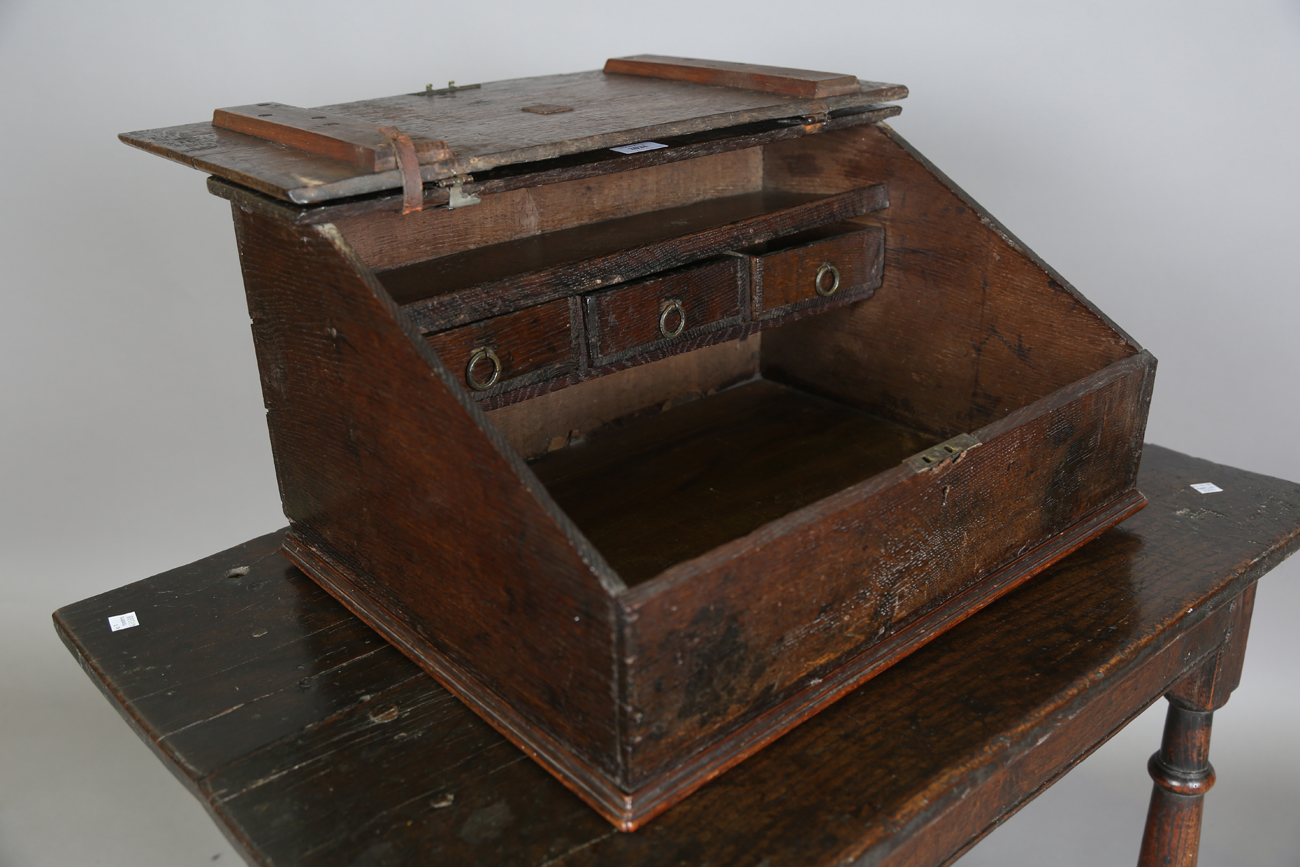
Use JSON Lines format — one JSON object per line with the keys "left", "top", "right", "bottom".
{"left": 2, "top": 1, "right": 1297, "bottom": 864}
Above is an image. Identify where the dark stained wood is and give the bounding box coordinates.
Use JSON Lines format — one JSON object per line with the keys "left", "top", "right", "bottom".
{"left": 605, "top": 55, "right": 861, "bottom": 98}
{"left": 745, "top": 222, "right": 883, "bottom": 318}
{"left": 761, "top": 123, "right": 1139, "bottom": 438}
{"left": 215, "top": 112, "right": 1151, "bottom": 825}
{"left": 425, "top": 297, "right": 582, "bottom": 399}
{"left": 486, "top": 338, "right": 762, "bottom": 461}
{"left": 53, "top": 447, "right": 1300, "bottom": 865}
{"left": 122, "top": 67, "right": 907, "bottom": 204}
{"left": 122, "top": 67, "right": 1164, "bottom": 832}
{"left": 380, "top": 186, "right": 888, "bottom": 333}
{"left": 1167, "top": 580, "right": 1256, "bottom": 712}
{"left": 230, "top": 206, "right": 628, "bottom": 785}
{"left": 1138, "top": 703, "right": 1217, "bottom": 867}
{"left": 529, "top": 379, "right": 942, "bottom": 585}
{"left": 468, "top": 321, "right": 768, "bottom": 413}
{"left": 1136, "top": 582, "right": 1256, "bottom": 867}
{"left": 584, "top": 258, "right": 745, "bottom": 365}
{"left": 614, "top": 352, "right": 1153, "bottom": 805}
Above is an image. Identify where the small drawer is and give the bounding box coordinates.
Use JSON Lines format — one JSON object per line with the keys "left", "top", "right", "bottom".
{"left": 425, "top": 298, "right": 579, "bottom": 397}
{"left": 746, "top": 223, "right": 883, "bottom": 320}
{"left": 584, "top": 258, "right": 745, "bottom": 366}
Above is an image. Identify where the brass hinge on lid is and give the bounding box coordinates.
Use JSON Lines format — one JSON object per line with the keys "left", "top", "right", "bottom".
{"left": 905, "top": 433, "right": 981, "bottom": 473}
{"left": 422, "top": 80, "right": 481, "bottom": 96}
{"left": 440, "top": 175, "right": 480, "bottom": 209}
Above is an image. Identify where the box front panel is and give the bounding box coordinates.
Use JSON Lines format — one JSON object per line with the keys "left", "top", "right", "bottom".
{"left": 620, "top": 354, "right": 1152, "bottom": 787}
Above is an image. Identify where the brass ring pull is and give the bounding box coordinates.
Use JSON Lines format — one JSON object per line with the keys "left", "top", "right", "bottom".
{"left": 466, "top": 347, "right": 502, "bottom": 391}
{"left": 815, "top": 263, "right": 841, "bottom": 297}
{"left": 659, "top": 299, "right": 686, "bottom": 339}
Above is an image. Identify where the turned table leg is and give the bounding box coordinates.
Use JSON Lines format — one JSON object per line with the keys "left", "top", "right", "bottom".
{"left": 1137, "top": 583, "right": 1256, "bottom": 867}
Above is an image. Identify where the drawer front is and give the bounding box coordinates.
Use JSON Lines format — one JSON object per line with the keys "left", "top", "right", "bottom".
{"left": 751, "top": 225, "right": 883, "bottom": 320}
{"left": 585, "top": 258, "right": 745, "bottom": 366}
{"left": 425, "top": 298, "right": 578, "bottom": 396}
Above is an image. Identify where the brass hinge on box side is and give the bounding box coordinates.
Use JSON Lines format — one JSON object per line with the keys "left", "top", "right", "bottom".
{"left": 905, "top": 433, "right": 981, "bottom": 473}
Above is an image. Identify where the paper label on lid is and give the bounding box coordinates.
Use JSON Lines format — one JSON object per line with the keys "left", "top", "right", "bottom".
{"left": 610, "top": 141, "right": 667, "bottom": 154}
{"left": 1190, "top": 482, "right": 1223, "bottom": 494}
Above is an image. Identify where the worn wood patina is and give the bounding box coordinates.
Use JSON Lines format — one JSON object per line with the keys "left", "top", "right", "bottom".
{"left": 114, "top": 60, "right": 1156, "bottom": 828}
{"left": 54, "top": 447, "right": 1299, "bottom": 865}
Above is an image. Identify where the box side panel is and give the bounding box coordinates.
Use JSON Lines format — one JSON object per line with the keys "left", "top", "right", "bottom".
{"left": 231, "top": 207, "right": 623, "bottom": 777}
{"left": 760, "top": 123, "right": 1140, "bottom": 438}
{"left": 621, "top": 353, "right": 1153, "bottom": 787}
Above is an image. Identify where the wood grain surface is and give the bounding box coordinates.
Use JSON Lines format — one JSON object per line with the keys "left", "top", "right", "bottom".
{"left": 604, "top": 56, "right": 861, "bottom": 98}
{"left": 338, "top": 149, "right": 764, "bottom": 271}
{"left": 212, "top": 103, "right": 450, "bottom": 172}
{"left": 584, "top": 258, "right": 746, "bottom": 365}
{"left": 424, "top": 297, "right": 581, "bottom": 398}
{"left": 230, "top": 206, "right": 627, "bottom": 782}
{"left": 486, "top": 338, "right": 762, "bottom": 461}
{"left": 746, "top": 223, "right": 883, "bottom": 318}
{"left": 122, "top": 69, "right": 907, "bottom": 204}
{"left": 380, "top": 186, "right": 887, "bottom": 333}
{"left": 528, "top": 380, "right": 941, "bottom": 586}
{"left": 612, "top": 352, "right": 1152, "bottom": 796}
{"left": 761, "top": 123, "right": 1139, "bottom": 438}
{"left": 203, "top": 104, "right": 902, "bottom": 224}
{"left": 53, "top": 447, "right": 1300, "bottom": 865}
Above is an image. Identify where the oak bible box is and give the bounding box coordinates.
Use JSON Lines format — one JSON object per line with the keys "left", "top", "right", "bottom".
{"left": 122, "top": 56, "right": 1155, "bottom": 830}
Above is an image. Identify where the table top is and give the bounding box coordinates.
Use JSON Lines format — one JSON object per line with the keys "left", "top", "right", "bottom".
{"left": 54, "top": 445, "right": 1300, "bottom": 866}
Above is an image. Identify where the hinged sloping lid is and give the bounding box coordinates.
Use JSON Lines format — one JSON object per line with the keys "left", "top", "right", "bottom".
{"left": 120, "top": 57, "right": 906, "bottom": 206}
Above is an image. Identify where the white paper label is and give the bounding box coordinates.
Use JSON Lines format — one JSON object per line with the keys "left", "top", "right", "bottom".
{"left": 610, "top": 141, "right": 667, "bottom": 154}
{"left": 1190, "top": 482, "right": 1223, "bottom": 494}
{"left": 108, "top": 612, "right": 140, "bottom": 632}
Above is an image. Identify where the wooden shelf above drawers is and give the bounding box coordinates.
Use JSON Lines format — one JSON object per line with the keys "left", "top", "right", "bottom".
{"left": 379, "top": 186, "right": 886, "bottom": 332}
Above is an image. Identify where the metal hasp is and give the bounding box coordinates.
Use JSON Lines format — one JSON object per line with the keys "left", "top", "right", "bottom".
{"left": 905, "top": 433, "right": 982, "bottom": 473}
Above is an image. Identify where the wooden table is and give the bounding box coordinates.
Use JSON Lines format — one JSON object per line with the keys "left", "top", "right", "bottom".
{"left": 54, "top": 445, "right": 1300, "bottom": 866}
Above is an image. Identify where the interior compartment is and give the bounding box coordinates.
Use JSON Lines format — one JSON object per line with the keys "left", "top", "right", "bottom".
{"left": 528, "top": 375, "right": 940, "bottom": 586}
{"left": 330, "top": 122, "right": 1142, "bottom": 593}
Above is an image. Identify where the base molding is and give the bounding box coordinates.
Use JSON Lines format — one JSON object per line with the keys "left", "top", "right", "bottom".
{"left": 283, "top": 487, "right": 1145, "bottom": 831}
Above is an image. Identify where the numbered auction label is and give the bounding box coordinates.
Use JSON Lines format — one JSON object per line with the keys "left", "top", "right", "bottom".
{"left": 610, "top": 141, "right": 668, "bottom": 154}
{"left": 108, "top": 612, "right": 140, "bottom": 632}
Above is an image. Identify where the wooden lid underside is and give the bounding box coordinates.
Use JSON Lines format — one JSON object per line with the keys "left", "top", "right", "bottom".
{"left": 120, "top": 60, "right": 906, "bottom": 205}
